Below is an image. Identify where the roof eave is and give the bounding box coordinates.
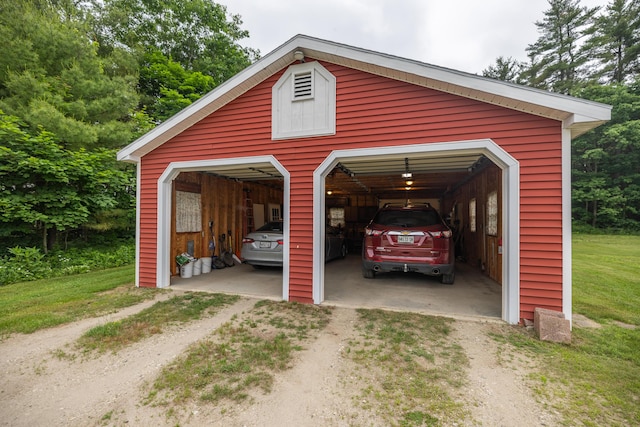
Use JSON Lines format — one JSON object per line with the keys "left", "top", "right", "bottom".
{"left": 117, "top": 34, "right": 612, "bottom": 162}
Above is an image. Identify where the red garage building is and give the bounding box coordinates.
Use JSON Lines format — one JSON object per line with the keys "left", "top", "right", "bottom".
{"left": 117, "top": 35, "right": 610, "bottom": 324}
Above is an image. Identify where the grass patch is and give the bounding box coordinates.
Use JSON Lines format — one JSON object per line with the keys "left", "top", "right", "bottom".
{"left": 487, "top": 234, "right": 640, "bottom": 426}
{"left": 146, "top": 300, "right": 332, "bottom": 410}
{"left": 572, "top": 234, "right": 640, "bottom": 325}
{"left": 77, "top": 292, "right": 240, "bottom": 353}
{"left": 491, "top": 324, "right": 640, "bottom": 426}
{"left": 346, "top": 309, "right": 470, "bottom": 426}
{"left": 0, "top": 266, "right": 157, "bottom": 337}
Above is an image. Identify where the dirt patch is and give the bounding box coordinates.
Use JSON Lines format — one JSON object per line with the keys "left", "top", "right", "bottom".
{"left": 0, "top": 294, "right": 562, "bottom": 426}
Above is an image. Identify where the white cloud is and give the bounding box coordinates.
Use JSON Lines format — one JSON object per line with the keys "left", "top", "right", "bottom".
{"left": 223, "top": 0, "right": 608, "bottom": 74}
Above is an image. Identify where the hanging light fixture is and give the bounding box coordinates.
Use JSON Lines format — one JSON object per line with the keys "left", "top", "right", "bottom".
{"left": 401, "top": 157, "right": 412, "bottom": 179}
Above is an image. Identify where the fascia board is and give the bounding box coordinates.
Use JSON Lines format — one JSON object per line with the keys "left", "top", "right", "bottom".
{"left": 117, "top": 42, "right": 302, "bottom": 162}
{"left": 294, "top": 35, "right": 611, "bottom": 124}
{"left": 117, "top": 34, "right": 612, "bottom": 162}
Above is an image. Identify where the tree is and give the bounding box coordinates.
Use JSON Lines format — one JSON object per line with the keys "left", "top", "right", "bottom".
{"left": 87, "top": 0, "right": 258, "bottom": 84}
{"left": 526, "top": 0, "right": 599, "bottom": 94}
{"left": 0, "top": 112, "right": 135, "bottom": 252}
{"left": 0, "top": 0, "right": 146, "bottom": 151}
{"left": 138, "top": 49, "right": 216, "bottom": 122}
{"left": 482, "top": 56, "right": 527, "bottom": 84}
{"left": 572, "top": 82, "right": 640, "bottom": 229}
{"left": 582, "top": 0, "right": 640, "bottom": 84}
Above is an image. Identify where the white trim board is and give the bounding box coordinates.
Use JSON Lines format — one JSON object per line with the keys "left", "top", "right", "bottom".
{"left": 118, "top": 35, "right": 610, "bottom": 162}
{"left": 156, "top": 156, "right": 291, "bottom": 303}
{"left": 313, "top": 139, "right": 520, "bottom": 324}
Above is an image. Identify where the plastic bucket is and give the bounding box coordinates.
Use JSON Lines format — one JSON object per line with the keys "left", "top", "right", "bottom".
{"left": 193, "top": 258, "right": 202, "bottom": 276}
{"left": 180, "top": 261, "right": 194, "bottom": 278}
{"left": 201, "top": 257, "right": 211, "bottom": 273}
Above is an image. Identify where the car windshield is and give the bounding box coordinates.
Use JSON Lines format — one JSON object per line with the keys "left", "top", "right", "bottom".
{"left": 373, "top": 210, "right": 441, "bottom": 227}
{"left": 256, "top": 222, "right": 283, "bottom": 232}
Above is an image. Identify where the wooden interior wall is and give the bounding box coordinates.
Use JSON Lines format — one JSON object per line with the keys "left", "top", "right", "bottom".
{"left": 243, "top": 181, "right": 284, "bottom": 230}
{"left": 444, "top": 163, "right": 503, "bottom": 284}
{"left": 171, "top": 174, "right": 284, "bottom": 276}
{"left": 335, "top": 194, "right": 379, "bottom": 251}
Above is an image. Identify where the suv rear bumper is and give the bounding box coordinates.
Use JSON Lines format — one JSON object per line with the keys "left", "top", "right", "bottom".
{"left": 362, "top": 259, "right": 454, "bottom": 276}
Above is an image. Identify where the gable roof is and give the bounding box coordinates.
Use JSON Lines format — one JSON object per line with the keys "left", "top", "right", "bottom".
{"left": 118, "top": 34, "right": 611, "bottom": 162}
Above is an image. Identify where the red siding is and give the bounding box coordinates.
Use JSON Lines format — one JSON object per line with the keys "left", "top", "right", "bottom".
{"left": 138, "top": 60, "right": 565, "bottom": 320}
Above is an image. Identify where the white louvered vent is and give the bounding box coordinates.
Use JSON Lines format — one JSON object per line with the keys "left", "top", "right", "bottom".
{"left": 293, "top": 71, "right": 313, "bottom": 100}
{"left": 272, "top": 61, "right": 335, "bottom": 139}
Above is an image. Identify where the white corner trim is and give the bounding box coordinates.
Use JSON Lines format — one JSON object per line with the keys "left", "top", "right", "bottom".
{"left": 313, "top": 139, "right": 520, "bottom": 324}
{"left": 156, "top": 156, "right": 291, "bottom": 300}
{"left": 134, "top": 162, "right": 141, "bottom": 288}
{"left": 561, "top": 127, "right": 573, "bottom": 326}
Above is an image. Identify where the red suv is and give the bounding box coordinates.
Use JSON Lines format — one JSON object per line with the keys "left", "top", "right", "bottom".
{"left": 362, "top": 204, "right": 455, "bottom": 284}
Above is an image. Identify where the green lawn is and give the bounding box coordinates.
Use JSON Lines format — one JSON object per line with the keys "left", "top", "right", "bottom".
{"left": 490, "top": 233, "right": 640, "bottom": 426}
{"left": 573, "top": 234, "right": 640, "bottom": 325}
{"left": 0, "top": 265, "right": 157, "bottom": 337}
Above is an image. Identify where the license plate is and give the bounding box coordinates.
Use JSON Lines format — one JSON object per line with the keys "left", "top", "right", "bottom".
{"left": 397, "top": 235, "right": 414, "bottom": 244}
{"left": 259, "top": 241, "right": 271, "bottom": 248}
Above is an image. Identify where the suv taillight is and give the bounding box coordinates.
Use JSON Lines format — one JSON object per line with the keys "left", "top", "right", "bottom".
{"left": 364, "top": 227, "right": 383, "bottom": 236}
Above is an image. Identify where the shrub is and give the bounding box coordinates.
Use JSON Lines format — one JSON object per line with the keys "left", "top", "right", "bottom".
{"left": 0, "top": 243, "right": 135, "bottom": 286}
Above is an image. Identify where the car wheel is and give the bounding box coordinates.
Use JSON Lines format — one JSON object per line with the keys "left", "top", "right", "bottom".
{"left": 340, "top": 243, "right": 348, "bottom": 259}
{"left": 441, "top": 272, "right": 455, "bottom": 285}
{"left": 362, "top": 266, "right": 375, "bottom": 279}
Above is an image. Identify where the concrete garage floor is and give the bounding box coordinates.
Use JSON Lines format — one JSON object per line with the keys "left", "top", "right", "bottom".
{"left": 170, "top": 255, "right": 502, "bottom": 321}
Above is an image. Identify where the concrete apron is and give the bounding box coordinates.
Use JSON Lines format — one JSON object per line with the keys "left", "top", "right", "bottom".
{"left": 170, "top": 255, "right": 502, "bottom": 322}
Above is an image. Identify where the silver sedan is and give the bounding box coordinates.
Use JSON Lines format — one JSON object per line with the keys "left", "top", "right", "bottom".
{"left": 241, "top": 222, "right": 347, "bottom": 268}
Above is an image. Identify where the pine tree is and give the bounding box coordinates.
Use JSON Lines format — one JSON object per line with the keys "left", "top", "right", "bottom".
{"left": 582, "top": 0, "right": 640, "bottom": 83}
{"left": 526, "top": 0, "right": 599, "bottom": 94}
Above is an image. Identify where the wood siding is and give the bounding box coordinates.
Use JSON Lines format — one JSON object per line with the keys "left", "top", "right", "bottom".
{"left": 139, "top": 60, "right": 564, "bottom": 320}
{"left": 444, "top": 163, "right": 503, "bottom": 284}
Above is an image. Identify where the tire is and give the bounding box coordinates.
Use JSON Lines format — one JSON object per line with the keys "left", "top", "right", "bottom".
{"left": 213, "top": 258, "right": 226, "bottom": 269}
{"left": 362, "top": 266, "right": 375, "bottom": 279}
{"left": 441, "top": 272, "right": 455, "bottom": 285}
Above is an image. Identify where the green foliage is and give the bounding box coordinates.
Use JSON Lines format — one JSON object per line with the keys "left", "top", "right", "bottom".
{"left": 524, "top": 0, "right": 599, "bottom": 94}
{"left": 572, "top": 83, "right": 640, "bottom": 229}
{"left": 583, "top": 0, "right": 640, "bottom": 84}
{"left": 0, "top": 112, "right": 136, "bottom": 250}
{"left": 481, "top": 56, "right": 527, "bottom": 84}
{"left": 87, "top": 0, "right": 257, "bottom": 81}
{"left": 483, "top": 1, "right": 640, "bottom": 231}
{"left": 0, "top": 243, "right": 135, "bottom": 286}
{"left": 139, "top": 49, "right": 216, "bottom": 122}
{"left": 0, "top": 0, "right": 143, "bottom": 151}
{"left": 0, "top": 0, "right": 257, "bottom": 247}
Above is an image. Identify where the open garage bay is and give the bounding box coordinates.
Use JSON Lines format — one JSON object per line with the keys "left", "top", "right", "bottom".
{"left": 170, "top": 256, "right": 501, "bottom": 320}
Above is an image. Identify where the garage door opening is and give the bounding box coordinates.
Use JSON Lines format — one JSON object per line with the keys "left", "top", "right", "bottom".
{"left": 314, "top": 139, "right": 520, "bottom": 324}
{"left": 157, "top": 156, "right": 290, "bottom": 302}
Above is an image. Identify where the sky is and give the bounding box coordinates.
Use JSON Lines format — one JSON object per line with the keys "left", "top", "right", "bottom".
{"left": 221, "top": 0, "right": 609, "bottom": 74}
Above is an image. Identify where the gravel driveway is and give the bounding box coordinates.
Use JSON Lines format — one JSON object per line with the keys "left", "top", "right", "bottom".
{"left": 0, "top": 294, "right": 559, "bottom": 426}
